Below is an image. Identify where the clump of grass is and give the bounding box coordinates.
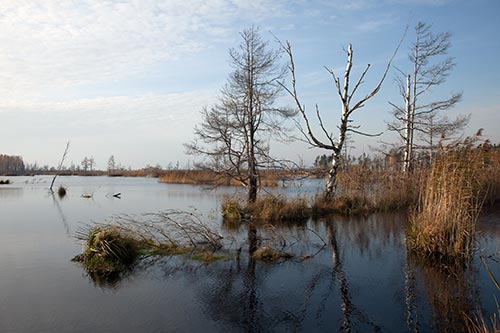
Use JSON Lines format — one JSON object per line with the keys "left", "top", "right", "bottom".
{"left": 249, "top": 194, "right": 309, "bottom": 223}
{"left": 222, "top": 197, "right": 245, "bottom": 222}
{"left": 252, "top": 245, "right": 292, "bottom": 262}
{"left": 407, "top": 149, "right": 483, "bottom": 262}
{"left": 311, "top": 194, "right": 370, "bottom": 216}
{"left": 57, "top": 185, "right": 67, "bottom": 198}
{"left": 73, "top": 225, "right": 140, "bottom": 274}
{"left": 222, "top": 194, "right": 309, "bottom": 223}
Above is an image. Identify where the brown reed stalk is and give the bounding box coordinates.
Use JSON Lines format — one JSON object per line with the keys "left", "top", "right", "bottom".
{"left": 407, "top": 148, "right": 483, "bottom": 262}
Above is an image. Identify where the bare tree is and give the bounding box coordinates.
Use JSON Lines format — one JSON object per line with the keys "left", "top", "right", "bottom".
{"left": 49, "top": 141, "right": 70, "bottom": 192}
{"left": 279, "top": 40, "right": 401, "bottom": 200}
{"left": 81, "top": 157, "right": 89, "bottom": 172}
{"left": 186, "top": 27, "right": 293, "bottom": 203}
{"left": 107, "top": 155, "right": 116, "bottom": 173}
{"left": 387, "top": 22, "right": 464, "bottom": 172}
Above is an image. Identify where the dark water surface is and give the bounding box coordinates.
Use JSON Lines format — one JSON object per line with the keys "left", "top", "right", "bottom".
{"left": 0, "top": 176, "right": 499, "bottom": 332}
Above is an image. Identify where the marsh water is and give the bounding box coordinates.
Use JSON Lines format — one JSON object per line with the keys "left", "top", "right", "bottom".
{"left": 0, "top": 176, "right": 499, "bottom": 332}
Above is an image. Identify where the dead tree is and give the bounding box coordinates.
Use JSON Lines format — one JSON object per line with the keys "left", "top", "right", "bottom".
{"left": 186, "top": 27, "right": 293, "bottom": 203}
{"left": 388, "top": 22, "right": 464, "bottom": 172}
{"left": 279, "top": 41, "right": 400, "bottom": 200}
{"left": 49, "top": 141, "right": 70, "bottom": 192}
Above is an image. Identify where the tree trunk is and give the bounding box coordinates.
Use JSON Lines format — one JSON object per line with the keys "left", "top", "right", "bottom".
{"left": 325, "top": 151, "right": 341, "bottom": 201}
{"left": 403, "top": 75, "right": 412, "bottom": 173}
{"left": 247, "top": 173, "right": 258, "bottom": 203}
{"left": 325, "top": 109, "right": 348, "bottom": 200}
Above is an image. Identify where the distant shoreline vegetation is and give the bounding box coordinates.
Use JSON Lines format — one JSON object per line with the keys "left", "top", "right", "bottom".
{"left": 157, "top": 169, "right": 315, "bottom": 187}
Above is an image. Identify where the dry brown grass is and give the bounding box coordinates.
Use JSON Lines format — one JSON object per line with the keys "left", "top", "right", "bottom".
{"left": 337, "top": 165, "right": 422, "bottom": 211}
{"left": 407, "top": 148, "right": 488, "bottom": 262}
{"left": 158, "top": 169, "right": 300, "bottom": 187}
{"left": 222, "top": 194, "right": 309, "bottom": 224}
{"left": 249, "top": 194, "right": 309, "bottom": 223}
{"left": 309, "top": 165, "right": 422, "bottom": 215}
{"left": 159, "top": 170, "right": 241, "bottom": 186}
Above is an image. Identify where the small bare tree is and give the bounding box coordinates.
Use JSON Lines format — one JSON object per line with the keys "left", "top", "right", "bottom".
{"left": 49, "top": 141, "right": 70, "bottom": 192}
{"left": 279, "top": 41, "right": 400, "bottom": 200}
{"left": 387, "top": 22, "right": 464, "bottom": 172}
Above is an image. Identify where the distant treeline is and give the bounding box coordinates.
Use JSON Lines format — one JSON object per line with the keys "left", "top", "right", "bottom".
{"left": 0, "top": 154, "right": 25, "bottom": 175}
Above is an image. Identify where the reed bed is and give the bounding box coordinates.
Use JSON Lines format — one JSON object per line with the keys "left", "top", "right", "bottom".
{"left": 407, "top": 148, "right": 485, "bottom": 262}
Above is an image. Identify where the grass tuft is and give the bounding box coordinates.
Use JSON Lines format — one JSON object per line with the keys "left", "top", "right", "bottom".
{"left": 73, "top": 225, "right": 140, "bottom": 274}
{"left": 252, "top": 245, "right": 293, "bottom": 262}
{"left": 57, "top": 185, "right": 67, "bottom": 198}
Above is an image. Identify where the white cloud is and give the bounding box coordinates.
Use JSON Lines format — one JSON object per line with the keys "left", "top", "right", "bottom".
{"left": 0, "top": 0, "right": 290, "bottom": 100}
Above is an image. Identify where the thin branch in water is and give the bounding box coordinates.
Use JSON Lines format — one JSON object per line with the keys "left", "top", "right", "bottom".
{"left": 50, "top": 141, "right": 70, "bottom": 192}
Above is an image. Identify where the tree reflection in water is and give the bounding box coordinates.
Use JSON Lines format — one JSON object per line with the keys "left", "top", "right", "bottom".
{"left": 75, "top": 212, "right": 493, "bottom": 332}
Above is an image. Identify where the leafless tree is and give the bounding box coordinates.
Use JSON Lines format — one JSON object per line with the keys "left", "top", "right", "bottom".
{"left": 49, "top": 141, "right": 70, "bottom": 192}
{"left": 107, "top": 155, "right": 116, "bottom": 173}
{"left": 278, "top": 39, "right": 401, "bottom": 200}
{"left": 387, "top": 22, "right": 464, "bottom": 172}
{"left": 186, "top": 27, "right": 293, "bottom": 203}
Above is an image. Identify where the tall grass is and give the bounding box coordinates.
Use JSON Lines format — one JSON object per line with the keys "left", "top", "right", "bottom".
{"left": 309, "top": 165, "right": 422, "bottom": 215}
{"left": 407, "top": 148, "right": 484, "bottom": 262}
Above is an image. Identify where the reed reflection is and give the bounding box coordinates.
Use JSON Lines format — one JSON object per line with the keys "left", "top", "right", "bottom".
{"left": 407, "top": 253, "right": 478, "bottom": 332}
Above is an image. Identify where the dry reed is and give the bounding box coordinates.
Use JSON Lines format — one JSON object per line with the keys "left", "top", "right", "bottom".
{"left": 407, "top": 148, "right": 484, "bottom": 262}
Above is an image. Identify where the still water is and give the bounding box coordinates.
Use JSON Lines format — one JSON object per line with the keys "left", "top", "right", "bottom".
{"left": 0, "top": 176, "right": 499, "bottom": 332}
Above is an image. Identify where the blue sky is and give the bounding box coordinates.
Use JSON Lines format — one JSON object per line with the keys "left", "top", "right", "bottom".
{"left": 1, "top": 0, "right": 499, "bottom": 169}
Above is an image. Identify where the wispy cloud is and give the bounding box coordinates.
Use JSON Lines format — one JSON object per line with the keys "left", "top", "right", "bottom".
{"left": 0, "top": 90, "right": 214, "bottom": 126}
{"left": 0, "top": 0, "right": 290, "bottom": 100}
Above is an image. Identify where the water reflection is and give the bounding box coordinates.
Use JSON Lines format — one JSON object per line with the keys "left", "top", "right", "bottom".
{"left": 72, "top": 210, "right": 493, "bottom": 331}
{"left": 51, "top": 193, "right": 71, "bottom": 235}
{"left": 408, "top": 254, "right": 477, "bottom": 332}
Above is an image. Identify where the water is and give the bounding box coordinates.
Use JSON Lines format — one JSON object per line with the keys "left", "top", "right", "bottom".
{"left": 0, "top": 176, "right": 499, "bottom": 332}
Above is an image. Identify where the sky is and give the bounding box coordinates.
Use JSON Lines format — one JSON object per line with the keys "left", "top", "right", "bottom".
{"left": 0, "top": 0, "right": 499, "bottom": 169}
